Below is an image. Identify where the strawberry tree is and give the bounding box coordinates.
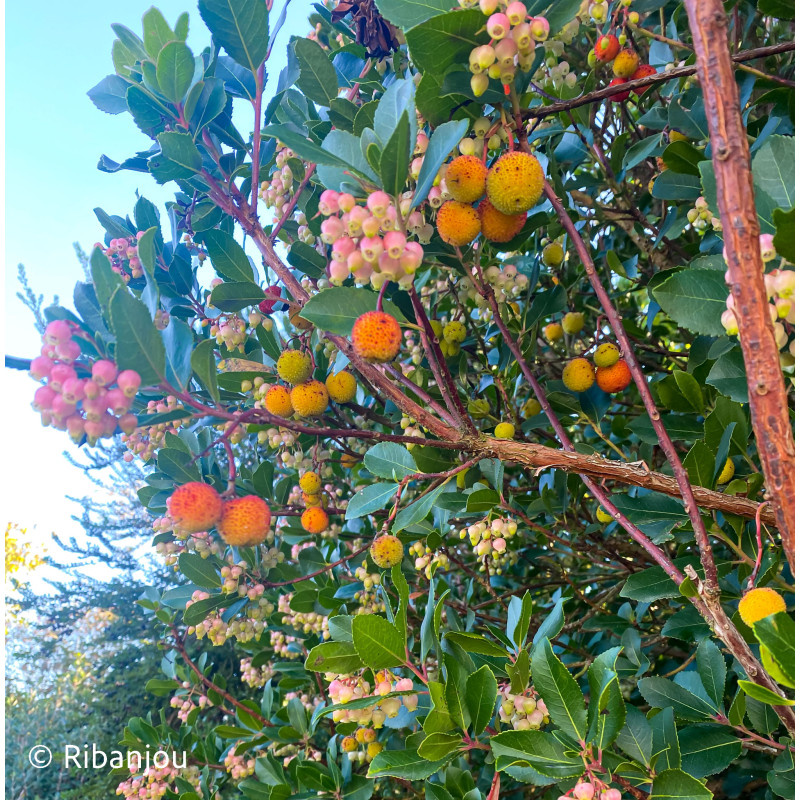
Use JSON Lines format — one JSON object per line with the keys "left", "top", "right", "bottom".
{"left": 13, "top": 0, "right": 795, "bottom": 798}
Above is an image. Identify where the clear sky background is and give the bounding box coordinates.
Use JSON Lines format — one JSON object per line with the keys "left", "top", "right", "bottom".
{"left": 3, "top": 0, "right": 315, "bottom": 578}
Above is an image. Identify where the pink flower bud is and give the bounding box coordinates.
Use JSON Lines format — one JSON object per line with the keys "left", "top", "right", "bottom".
{"left": 573, "top": 783, "right": 595, "bottom": 800}
{"left": 33, "top": 385, "right": 57, "bottom": 411}
{"left": 61, "top": 378, "right": 86, "bottom": 404}
{"left": 84, "top": 419, "right": 104, "bottom": 440}
{"left": 506, "top": 1, "right": 528, "bottom": 25}
{"left": 486, "top": 13, "right": 510, "bottom": 40}
{"left": 367, "top": 191, "right": 392, "bottom": 219}
{"left": 49, "top": 364, "right": 77, "bottom": 392}
{"left": 52, "top": 394, "right": 77, "bottom": 417}
{"left": 331, "top": 236, "right": 356, "bottom": 262}
{"left": 378, "top": 253, "right": 403, "bottom": 280}
{"left": 759, "top": 233, "right": 776, "bottom": 262}
{"left": 101, "top": 412, "right": 118, "bottom": 436}
{"left": 337, "top": 193, "right": 356, "bottom": 213}
{"left": 92, "top": 359, "right": 118, "bottom": 386}
{"left": 319, "top": 189, "right": 340, "bottom": 216}
{"left": 55, "top": 339, "right": 82, "bottom": 364}
{"left": 44, "top": 319, "right": 72, "bottom": 345}
{"left": 480, "top": 0, "right": 499, "bottom": 14}
{"left": 66, "top": 414, "right": 86, "bottom": 442}
{"left": 321, "top": 217, "right": 345, "bottom": 244}
{"left": 384, "top": 231, "right": 407, "bottom": 260}
{"left": 30, "top": 355, "right": 55, "bottom": 380}
{"left": 329, "top": 261, "right": 350, "bottom": 285}
{"left": 118, "top": 413, "right": 139, "bottom": 435}
{"left": 530, "top": 16, "right": 550, "bottom": 41}
{"left": 117, "top": 369, "right": 142, "bottom": 398}
{"left": 601, "top": 791, "right": 622, "bottom": 800}
{"left": 362, "top": 215, "right": 382, "bottom": 238}
{"left": 105, "top": 388, "right": 131, "bottom": 415}
{"left": 360, "top": 237, "right": 384, "bottom": 263}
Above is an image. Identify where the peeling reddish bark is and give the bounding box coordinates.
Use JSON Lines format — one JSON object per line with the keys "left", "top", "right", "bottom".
{"left": 684, "top": 0, "right": 795, "bottom": 574}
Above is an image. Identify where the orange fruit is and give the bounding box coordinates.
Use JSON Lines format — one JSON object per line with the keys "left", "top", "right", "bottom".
{"left": 352, "top": 311, "right": 402, "bottom": 363}
{"left": 167, "top": 482, "right": 223, "bottom": 533}
{"left": 445, "top": 155, "right": 488, "bottom": 203}
{"left": 436, "top": 201, "right": 481, "bottom": 247}
{"left": 301, "top": 506, "right": 329, "bottom": 534}
{"left": 218, "top": 495, "right": 271, "bottom": 546}
{"left": 596, "top": 360, "right": 632, "bottom": 393}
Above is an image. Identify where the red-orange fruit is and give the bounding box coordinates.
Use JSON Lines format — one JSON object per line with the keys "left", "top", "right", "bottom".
{"left": 218, "top": 495, "right": 272, "bottom": 546}
{"left": 436, "top": 200, "right": 482, "bottom": 247}
{"left": 594, "top": 34, "right": 621, "bottom": 63}
{"left": 631, "top": 63, "right": 657, "bottom": 95}
{"left": 167, "top": 482, "right": 223, "bottom": 533}
{"left": 352, "top": 311, "right": 402, "bottom": 363}
{"left": 301, "top": 506, "right": 330, "bottom": 534}
{"left": 596, "top": 360, "right": 632, "bottom": 393}
{"left": 608, "top": 77, "right": 631, "bottom": 103}
{"left": 445, "top": 155, "right": 488, "bottom": 203}
{"left": 478, "top": 199, "right": 527, "bottom": 243}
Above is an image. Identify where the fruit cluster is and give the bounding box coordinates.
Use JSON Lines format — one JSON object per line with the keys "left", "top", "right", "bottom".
{"left": 409, "top": 541, "right": 451, "bottom": 579}
{"left": 30, "top": 320, "right": 141, "bottom": 446}
{"left": 341, "top": 727, "right": 384, "bottom": 763}
{"left": 562, "top": 343, "right": 633, "bottom": 394}
{"left": 97, "top": 231, "right": 146, "bottom": 282}
{"left": 319, "top": 189, "right": 425, "bottom": 289}
{"left": 687, "top": 196, "right": 721, "bottom": 233}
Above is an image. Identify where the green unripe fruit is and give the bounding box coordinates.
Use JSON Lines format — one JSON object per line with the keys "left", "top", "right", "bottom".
{"left": 494, "top": 422, "right": 516, "bottom": 439}
{"left": 443, "top": 321, "right": 467, "bottom": 344}
{"left": 562, "top": 312, "right": 585, "bottom": 335}
{"left": 717, "top": 457, "right": 735, "bottom": 485}
{"left": 468, "top": 398, "right": 491, "bottom": 418}
{"left": 593, "top": 343, "right": 621, "bottom": 368}
{"left": 487, "top": 134, "right": 502, "bottom": 150}
{"left": 542, "top": 242, "right": 564, "bottom": 267}
{"left": 523, "top": 397, "right": 542, "bottom": 418}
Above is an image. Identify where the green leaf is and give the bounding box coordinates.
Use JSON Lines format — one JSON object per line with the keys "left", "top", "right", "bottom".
{"left": 294, "top": 38, "right": 338, "bottom": 106}
{"left": 706, "top": 348, "right": 748, "bottom": 403}
{"left": 752, "top": 135, "right": 794, "bottom": 210}
{"left": 651, "top": 707, "right": 681, "bottom": 771}
{"left": 684, "top": 440, "right": 716, "bottom": 489}
{"left": 768, "top": 742, "right": 795, "bottom": 799}
{"left": 151, "top": 132, "right": 203, "bottom": 183}
{"left": 737, "top": 680, "right": 794, "bottom": 706}
{"left": 638, "top": 677, "right": 717, "bottom": 720}
{"left": 678, "top": 726, "right": 742, "bottom": 778}
{"left": 109, "top": 291, "right": 166, "bottom": 386}
{"left": 465, "top": 488, "right": 500, "bottom": 513}
{"left": 445, "top": 664, "right": 470, "bottom": 731}
{"left": 650, "top": 769, "right": 712, "bottom": 800}
{"left": 444, "top": 631, "right": 508, "bottom": 658}
{"left": 298, "top": 287, "right": 406, "bottom": 334}
{"left": 127, "top": 85, "right": 169, "bottom": 137}
{"left": 209, "top": 281, "right": 264, "bottom": 312}
{"left": 178, "top": 552, "right": 221, "bottom": 589}
{"left": 411, "top": 119, "right": 468, "bottom": 207}
{"left": 757, "top": 0, "right": 793, "bottom": 18}
{"left": 606, "top": 493, "right": 686, "bottom": 543}
{"left": 143, "top": 7, "right": 181, "bottom": 56}
{"left": 183, "top": 593, "right": 239, "bottom": 626}
{"left": 287, "top": 242, "right": 327, "bottom": 279}
{"left": 157, "top": 448, "right": 201, "bottom": 483}
{"left": 490, "top": 730, "right": 584, "bottom": 779}
{"left": 587, "top": 647, "right": 625, "bottom": 749}
{"left": 363, "top": 443, "right": 418, "bottom": 480}
{"left": 304, "top": 641, "right": 364, "bottom": 673}
{"left": 406, "top": 10, "right": 489, "bottom": 79}
{"left": 345, "top": 483, "right": 398, "bottom": 520}
{"left": 351, "top": 614, "right": 406, "bottom": 669}
{"left": 374, "top": 0, "right": 456, "bottom": 30}
{"left": 87, "top": 74, "right": 132, "bottom": 114}
{"left": 752, "top": 612, "right": 795, "bottom": 679}
{"left": 198, "top": 0, "right": 269, "bottom": 74}
{"left": 662, "top": 141, "right": 703, "bottom": 175}
{"left": 417, "top": 733, "right": 463, "bottom": 761}
{"left": 423, "top": 680, "right": 455, "bottom": 734}
{"left": 380, "top": 111, "right": 411, "bottom": 195}
{"left": 185, "top": 78, "right": 228, "bottom": 135}
{"left": 394, "top": 480, "right": 451, "bottom": 532}
{"left": 652, "top": 268, "right": 729, "bottom": 336}
{"left": 90, "top": 247, "right": 124, "bottom": 312}
{"left": 162, "top": 319, "right": 194, "bottom": 391}
{"left": 530, "top": 640, "right": 587, "bottom": 742}
{"left": 621, "top": 133, "right": 662, "bottom": 172}
{"left": 368, "top": 749, "right": 453, "bottom": 779}
{"left": 465, "top": 666, "right": 497, "bottom": 736}
{"left": 651, "top": 171, "right": 702, "bottom": 201}
{"left": 156, "top": 41, "right": 195, "bottom": 104}
{"left": 696, "top": 639, "right": 726, "bottom": 708}
{"left": 262, "top": 124, "right": 358, "bottom": 169}
{"left": 200, "top": 229, "right": 257, "bottom": 284}
{"left": 191, "top": 338, "right": 220, "bottom": 403}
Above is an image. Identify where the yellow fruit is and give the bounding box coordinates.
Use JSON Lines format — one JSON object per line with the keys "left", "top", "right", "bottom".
{"left": 596, "top": 361, "right": 632, "bottom": 393}
{"left": 290, "top": 380, "right": 329, "bottom": 417}
{"left": 523, "top": 397, "right": 542, "bottom": 418}
{"left": 443, "top": 321, "right": 467, "bottom": 344}
{"left": 562, "top": 312, "right": 585, "bottom": 335}
{"left": 429, "top": 319, "right": 444, "bottom": 340}
{"left": 542, "top": 242, "right": 564, "bottom": 267}
{"left": 436, "top": 201, "right": 481, "bottom": 247}
{"left": 739, "top": 588, "right": 786, "bottom": 627}
{"left": 299, "top": 471, "right": 322, "bottom": 493}
{"left": 495, "top": 422, "right": 515, "bottom": 439}
{"left": 277, "top": 350, "right": 313, "bottom": 384}
{"left": 594, "top": 343, "right": 621, "bottom": 368}
{"left": 445, "top": 155, "right": 488, "bottom": 203}
{"left": 563, "top": 358, "right": 596, "bottom": 392}
{"left": 287, "top": 302, "right": 314, "bottom": 331}
{"left": 366, "top": 741, "right": 383, "bottom": 761}
{"left": 596, "top": 507, "right": 614, "bottom": 524}
{"left": 167, "top": 482, "right": 223, "bottom": 533}
{"left": 441, "top": 340, "right": 461, "bottom": 357}
{"left": 264, "top": 384, "right": 294, "bottom": 418}
{"left": 456, "top": 468, "right": 468, "bottom": 489}
{"left": 544, "top": 322, "right": 564, "bottom": 342}
{"left": 341, "top": 453, "right": 360, "bottom": 469}
{"left": 717, "top": 457, "right": 735, "bottom": 485}
{"left": 302, "top": 492, "right": 323, "bottom": 507}
{"left": 669, "top": 130, "right": 689, "bottom": 143}
{"left": 326, "top": 370, "right": 357, "bottom": 404}
{"left": 370, "top": 534, "right": 404, "bottom": 568}
{"left": 352, "top": 311, "right": 402, "bottom": 363}
{"left": 612, "top": 48, "right": 640, "bottom": 78}
{"left": 486, "top": 152, "right": 545, "bottom": 215}
{"left": 301, "top": 506, "right": 330, "bottom": 534}
{"left": 478, "top": 199, "right": 526, "bottom": 243}
{"left": 218, "top": 495, "right": 271, "bottom": 546}
{"left": 341, "top": 736, "right": 358, "bottom": 752}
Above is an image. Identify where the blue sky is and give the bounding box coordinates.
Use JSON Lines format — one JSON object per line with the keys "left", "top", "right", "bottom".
{"left": 3, "top": 0, "right": 314, "bottom": 577}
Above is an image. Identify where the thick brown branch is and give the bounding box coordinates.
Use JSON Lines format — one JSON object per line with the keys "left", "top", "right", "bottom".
{"left": 684, "top": 0, "right": 795, "bottom": 572}
{"left": 521, "top": 43, "right": 794, "bottom": 120}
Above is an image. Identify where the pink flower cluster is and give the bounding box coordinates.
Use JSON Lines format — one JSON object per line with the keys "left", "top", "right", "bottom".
{"left": 30, "top": 319, "right": 141, "bottom": 445}
{"left": 98, "top": 231, "right": 146, "bottom": 283}
{"left": 318, "top": 189, "right": 425, "bottom": 290}
{"left": 223, "top": 744, "right": 256, "bottom": 781}
{"left": 559, "top": 782, "right": 622, "bottom": 800}
{"left": 122, "top": 396, "right": 184, "bottom": 462}
{"left": 326, "top": 670, "right": 418, "bottom": 727}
